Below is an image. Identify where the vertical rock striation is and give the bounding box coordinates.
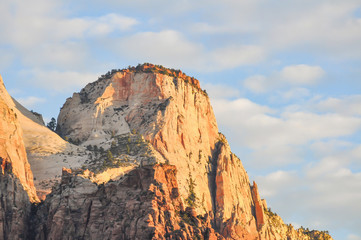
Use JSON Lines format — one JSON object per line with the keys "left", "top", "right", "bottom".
{"left": 252, "top": 181, "right": 265, "bottom": 230}
{"left": 0, "top": 159, "right": 32, "bottom": 240}
{"left": 32, "top": 165, "right": 222, "bottom": 240}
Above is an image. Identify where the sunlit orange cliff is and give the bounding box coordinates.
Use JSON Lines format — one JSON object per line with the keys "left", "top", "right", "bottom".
{"left": 0, "top": 64, "right": 333, "bottom": 239}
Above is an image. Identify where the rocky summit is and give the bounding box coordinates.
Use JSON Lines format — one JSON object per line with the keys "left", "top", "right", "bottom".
{"left": 0, "top": 64, "right": 333, "bottom": 239}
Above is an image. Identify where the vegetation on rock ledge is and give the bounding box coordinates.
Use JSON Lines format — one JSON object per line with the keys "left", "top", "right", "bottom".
{"left": 97, "top": 63, "right": 208, "bottom": 96}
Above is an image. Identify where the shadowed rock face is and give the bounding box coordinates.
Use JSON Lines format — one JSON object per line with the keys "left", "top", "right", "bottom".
{"left": 32, "top": 165, "right": 222, "bottom": 240}
{"left": 0, "top": 159, "right": 32, "bottom": 240}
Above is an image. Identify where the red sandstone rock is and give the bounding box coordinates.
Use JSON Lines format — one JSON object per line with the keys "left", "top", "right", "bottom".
{"left": 0, "top": 91, "right": 38, "bottom": 202}
{"left": 252, "top": 181, "right": 265, "bottom": 230}
{"left": 54, "top": 67, "right": 333, "bottom": 240}
{"left": 32, "top": 165, "right": 225, "bottom": 240}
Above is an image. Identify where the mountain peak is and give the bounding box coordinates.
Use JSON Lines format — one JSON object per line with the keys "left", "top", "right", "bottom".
{"left": 96, "top": 63, "right": 205, "bottom": 94}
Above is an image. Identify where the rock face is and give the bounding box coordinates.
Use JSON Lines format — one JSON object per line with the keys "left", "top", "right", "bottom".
{"left": 32, "top": 165, "right": 221, "bottom": 240}
{"left": 0, "top": 83, "right": 38, "bottom": 202}
{"left": 212, "top": 138, "right": 259, "bottom": 239}
{"left": 57, "top": 66, "right": 219, "bottom": 216}
{"left": 252, "top": 181, "right": 265, "bottom": 230}
{"left": 0, "top": 75, "right": 66, "bottom": 156}
{"left": 0, "top": 159, "right": 32, "bottom": 240}
{"left": 0, "top": 66, "right": 333, "bottom": 240}
{"left": 57, "top": 67, "right": 264, "bottom": 238}
{"left": 55, "top": 64, "right": 333, "bottom": 239}
{"left": 0, "top": 80, "right": 35, "bottom": 239}
{"left": 0, "top": 75, "right": 88, "bottom": 199}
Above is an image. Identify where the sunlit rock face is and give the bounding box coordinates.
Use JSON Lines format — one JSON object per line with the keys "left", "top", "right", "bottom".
{"left": 0, "top": 75, "right": 89, "bottom": 199}
{"left": 57, "top": 69, "right": 219, "bottom": 216}
{"left": 0, "top": 76, "right": 67, "bottom": 156}
{"left": 55, "top": 65, "right": 334, "bottom": 239}
{"left": 0, "top": 65, "right": 333, "bottom": 239}
{"left": 0, "top": 77, "right": 38, "bottom": 202}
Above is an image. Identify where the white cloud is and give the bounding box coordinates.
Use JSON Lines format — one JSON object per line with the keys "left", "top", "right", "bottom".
{"left": 243, "top": 75, "right": 268, "bottom": 93}
{"left": 203, "top": 83, "right": 240, "bottom": 99}
{"left": 310, "top": 140, "right": 355, "bottom": 158}
{"left": 264, "top": 1, "right": 361, "bottom": 58}
{"left": 277, "top": 88, "right": 311, "bottom": 101}
{"left": 115, "top": 30, "right": 266, "bottom": 72}
{"left": 20, "top": 69, "right": 100, "bottom": 92}
{"left": 281, "top": 111, "right": 360, "bottom": 142}
{"left": 214, "top": 97, "right": 361, "bottom": 150}
{"left": 87, "top": 14, "right": 138, "bottom": 35}
{"left": 115, "top": 30, "right": 203, "bottom": 70}
{"left": 0, "top": 0, "right": 137, "bottom": 72}
{"left": 50, "top": 13, "right": 138, "bottom": 38}
{"left": 213, "top": 98, "right": 274, "bottom": 120}
{"left": 316, "top": 95, "right": 361, "bottom": 116}
{"left": 280, "top": 65, "right": 325, "bottom": 85}
{"left": 256, "top": 170, "right": 299, "bottom": 198}
{"left": 303, "top": 167, "right": 361, "bottom": 231}
{"left": 243, "top": 64, "right": 325, "bottom": 93}
{"left": 0, "top": 1, "right": 137, "bottom": 48}
{"left": 308, "top": 143, "right": 361, "bottom": 176}
{"left": 255, "top": 146, "right": 361, "bottom": 237}
{"left": 22, "top": 42, "right": 89, "bottom": 70}
{"left": 348, "top": 234, "right": 361, "bottom": 240}
{"left": 16, "top": 96, "right": 46, "bottom": 108}
{"left": 187, "top": 0, "right": 361, "bottom": 58}
{"left": 248, "top": 145, "right": 304, "bottom": 168}
{"left": 207, "top": 45, "right": 265, "bottom": 69}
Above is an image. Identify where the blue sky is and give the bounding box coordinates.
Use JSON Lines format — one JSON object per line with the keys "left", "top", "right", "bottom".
{"left": 1, "top": 1, "right": 361, "bottom": 239}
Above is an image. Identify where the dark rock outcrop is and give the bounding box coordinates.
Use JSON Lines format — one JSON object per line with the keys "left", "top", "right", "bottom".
{"left": 0, "top": 159, "right": 32, "bottom": 240}
{"left": 32, "top": 165, "right": 222, "bottom": 240}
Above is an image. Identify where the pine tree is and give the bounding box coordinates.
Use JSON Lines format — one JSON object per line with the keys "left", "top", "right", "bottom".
{"left": 185, "top": 172, "right": 198, "bottom": 208}
{"left": 47, "top": 117, "right": 56, "bottom": 131}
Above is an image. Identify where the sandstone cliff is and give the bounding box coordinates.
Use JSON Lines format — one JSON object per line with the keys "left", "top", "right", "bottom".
{"left": 58, "top": 65, "right": 218, "bottom": 214}
{"left": 55, "top": 64, "right": 333, "bottom": 240}
{"left": 0, "top": 75, "right": 89, "bottom": 199}
{"left": 32, "top": 165, "right": 222, "bottom": 240}
{"left": 30, "top": 162, "right": 331, "bottom": 240}
{"left": 0, "top": 88, "right": 35, "bottom": 239}
{"left": 0, "top": 160, "right": 32, "bottom": 240}
{"left": 0, "top": 75, "right": 66, "bottom": 156}
{"left": 0, "top": 82, "right": 38, "bottom": 202}
{"left": 0, "top": 65, "right": 333, "bottom": 240}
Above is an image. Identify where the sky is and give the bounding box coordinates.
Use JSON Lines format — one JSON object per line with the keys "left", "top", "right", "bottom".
{"left": 1, "top": 0, "right": 361, "bottom": 239}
